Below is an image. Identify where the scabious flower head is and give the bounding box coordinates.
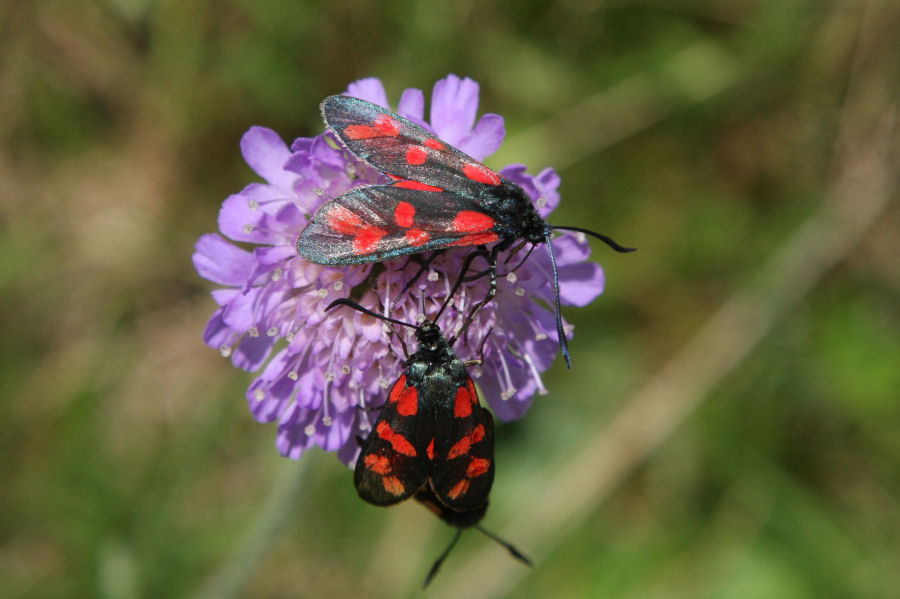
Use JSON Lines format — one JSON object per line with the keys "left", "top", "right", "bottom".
{"left": 193, "top": 74, "right": 606, "bottom": 464}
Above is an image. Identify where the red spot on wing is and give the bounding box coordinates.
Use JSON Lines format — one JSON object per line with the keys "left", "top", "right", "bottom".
{"left": 454, "top": 386, "right": 473, "bottom": 418}
{"left": 327, "top": 205, "right": 364, "bottom": 235}
{"left": 382, "top": 476, "right": 405, "bottom": 495}
{"left": 388, "top": 375, "right": 407, "bottom": 403}
{"left": 424, "top": 138, "right": 444, "bottom": 150}
{"left": 364, "top": 454, "right": 391, "bottom": 475}
{"left": 394, "top": 201, "right": 415, "bottom": 228}
{"left": 452, "top": 211, "right": 495, "bottom": 233}
{"left": 463, "top": 163, "right": 501, "bottom": 185}
{"left": 393, "top": 180, "right": 444, "bottom": 192}
{"left": 376, "top": 421, "right": 416, "bottom": 456}
{"left": 405, "top": 145, "right": 427, "bottom": 165}
{"left": 447, "top": 479, "right": 470, "bottom": 499}
{"left": 387, "top": 173, "right": 403, "bottom": 181}
{"left": 448, "top": 423, "right": 489, "bottom": 460}
{"left": 374, "top": 114, "right": 401, "bottom": 136}
{"left": 447, "top": 436, "right": 470, "bottom": 459}
{"left": 344, "top": 124, "right": 378, "bottom": 139}
{"left": 427, "top": 438, "right": 434, "bottom": 461}
{"left": 352, "top": 226, "right": 386, "bottom": 254}
{"left": 450, "top": 232, "right": 500, "bottom": 247}
{"left": 467, "top": 379, "right": 478, "bottom": 403}
{"left": 470, "top": 424, "right": 486, "bottom": 444}
{"left": 396, "top": 385, "right": 418, "bottom": 416}
{"left": 466, "top": 457, "right": 491, "bottom": 478}
{"left": 405, "top": 228, "right": 430, "bottom": 246}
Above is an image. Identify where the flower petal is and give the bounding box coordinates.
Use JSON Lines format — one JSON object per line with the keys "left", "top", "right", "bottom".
{"left": 458, "top": 113, "right": 505, "bottom": 161}
{"left": 240, "top": 127, "right": 295, "bottom": 190}
{"left": 346, "top": 77, "right": 389, "bottom": 108}
{"left": 430, "top": 74, "right": 479, "bottom": 145}
{"left": 193, "top": 234, "right": 256, "bottom": 286}
{"left": 559, "top": 262, "right": 605, "bottom": 306}
{"left": 397, "top": 88, "right": 425, "bottom": 123}
{"left": 202, "top": 308, "right": 236, "bottom": 349}
{"left": 232, "top": 332, "right": 274, "bottom": 371}
{"left": 218, "top": 187, "right": 283, "bottom": 244}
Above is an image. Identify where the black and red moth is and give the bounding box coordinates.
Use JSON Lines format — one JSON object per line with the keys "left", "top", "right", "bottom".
{"left": 328, "top": 298, "right": 496, "bottom": 513}
{"left": 328, "top": 296, "right": 529, "bottom": 585}
{"left": 298, "top": 95, "right": 634, "bottom": 368}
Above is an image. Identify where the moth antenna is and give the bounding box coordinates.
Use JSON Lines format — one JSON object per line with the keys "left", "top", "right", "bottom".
{"left": 325, "top": 298, "right": 415, "bottom": 329}
{"left": 423, "top": 529, "right": 463, "bottom": 588}
{"left": 475, "top": 525, "right": 533, "bottom": 567}
{"left": 550, "top": 225, "right": 636, "bottom": 253}
{"left": 544, "top": 233, "right": 572, "bottom": 369}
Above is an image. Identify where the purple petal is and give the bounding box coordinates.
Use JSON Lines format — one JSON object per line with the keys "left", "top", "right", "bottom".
{"left": 240, "top": 127, "right": 295, "bottom": 190}
{"left": 254, "top": 244, "right": 296, "bottom": 266}
{"left": 534, "top": 167, "right": 561, "bottom": 216}
{"left": 551, "top": 233, "right": 590, "bottom": 265}
{"left": 458, "top": 113, "right": 505, "bottom": 161}
{"left": 193, "top": 234, "right": 257, "bottom": 286}
{"left": 346, "top": 77, "right": 389, "bottom": 108}
{"left": 337, "top": 432, "right": 361, "bottom": 467}
{"left": 211, "top": 288, "right": 239, "bottom": 306}
{"left": 232, "top": 332, "right": 274, "bottom": 371}
{"left": 276, "top": 405, "right": 315, "bottom": 459}
{"left": 559, "top": 262, "right": 605, "bottom": 306}
{"left": 222, "top": 286, "right": 262, "bottom": 332}
{"left": 202, "top": 308, "right": 236, "bottom": 349}
{"left": 314, "top": 408, "right": 354, "bottom": 452}
{"left": 478, "top": 370, "right": 535, "bottom": 421}
{"left": 289, "top": 136, "right": 314, "bottom": 154}
{"left": 430, "top": 74, "right": 479, "bottom": 145}
{"left": 397, "top": 88, "right": 425, "bottom": 123}
{"left": 218, "top": 187, "right": 282, "bottom": 244}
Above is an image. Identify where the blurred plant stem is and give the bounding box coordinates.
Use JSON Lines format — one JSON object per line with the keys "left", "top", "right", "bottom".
{"left": 192, "top": 458, "right": 310, "bottom": 599}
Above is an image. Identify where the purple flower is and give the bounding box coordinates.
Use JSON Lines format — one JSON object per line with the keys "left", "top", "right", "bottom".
{"left": 193, "top": 74, "right": 606, "bottom": 464}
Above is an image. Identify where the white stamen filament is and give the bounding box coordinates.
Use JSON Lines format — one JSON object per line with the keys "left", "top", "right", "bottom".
{"left": 322, "top": 380, "right": 332, "bottom": 425}
{"left": 494, "top": 342, "right": 516, "bottom": 400}
{"left": 521, "top": 350, "right": 548, "bottom": 395}
{"left": 219, "top": 345, "right": 233, "bottom": 358}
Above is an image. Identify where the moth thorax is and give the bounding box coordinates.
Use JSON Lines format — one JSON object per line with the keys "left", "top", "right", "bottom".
{"left": 414, "top": 323, "right": 447, "bottom": 352}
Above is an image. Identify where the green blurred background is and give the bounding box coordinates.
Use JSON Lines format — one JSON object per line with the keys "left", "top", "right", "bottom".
{"left": 2, "top": 1, "right": 898, "bottom": 598}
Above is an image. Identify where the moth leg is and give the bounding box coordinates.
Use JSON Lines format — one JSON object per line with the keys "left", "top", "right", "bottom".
{"left": 394, "top": 250, "right": 446, "bottom": 306}
{"left": 463, "top": 326, "right": 493, "bottom": 366}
